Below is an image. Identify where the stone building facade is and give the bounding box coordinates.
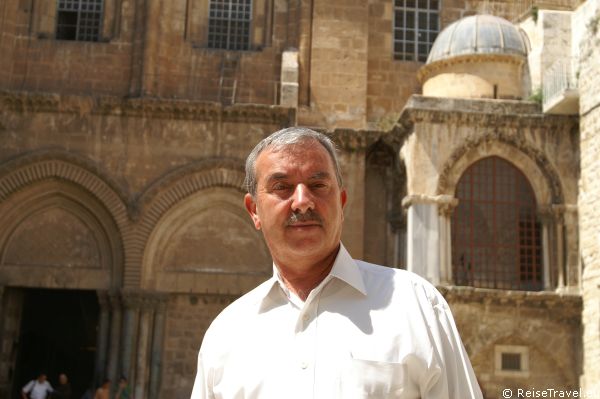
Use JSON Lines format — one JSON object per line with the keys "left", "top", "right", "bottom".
{"left": 0, "top": 0, "right": 597, "bottom": 398}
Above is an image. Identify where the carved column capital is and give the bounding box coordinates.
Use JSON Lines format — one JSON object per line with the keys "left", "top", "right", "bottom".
{"left": 96, "top": 290, "right": 110, "bottom": 310}
{"left": 108, "top": 291, "right": 121, "bottom": 310}
{"left": 538, "top": 204, "right": 577, "bottom": 224}
{"left": 401, "top": 194, "right": 458, "bottom": 217}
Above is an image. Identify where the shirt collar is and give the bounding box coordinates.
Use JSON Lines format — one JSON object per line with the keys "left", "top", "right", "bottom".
{"left": 256, "top": 242, "right": 367, "bottom": 309}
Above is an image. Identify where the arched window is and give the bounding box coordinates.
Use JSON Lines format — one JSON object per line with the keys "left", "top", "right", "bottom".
{"left": 451, "top": 157, "right": 543, "bottom": 291}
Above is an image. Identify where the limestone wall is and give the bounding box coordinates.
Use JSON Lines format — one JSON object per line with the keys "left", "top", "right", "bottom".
{"left": 444, "top": 288, "right": 582, "bottom": 398}
{"left": 161, "top": 294, "right": 229, "bottom": 399}
{"left": 578, "top": 3, "right": 600, "bottom": 391}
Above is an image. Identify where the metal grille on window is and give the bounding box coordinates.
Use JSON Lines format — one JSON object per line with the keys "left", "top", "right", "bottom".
{"left": 393, "top": 0, "right": 439, "bottom": 62}
{"left": 451, "top": 157, "right": 543, "bottom": 291}
{"left": 56, "top": 0, "right": 103, "bottom": 42}
{"left": 208, "top": 0, "right": 252, "bottom": 51}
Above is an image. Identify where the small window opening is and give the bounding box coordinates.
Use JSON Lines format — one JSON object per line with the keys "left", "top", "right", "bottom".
{"left": 501, "top": 352, "right": 522, "bottom": 371}
{"left": 493, "top": 84, "right": 499, "bottom": 99}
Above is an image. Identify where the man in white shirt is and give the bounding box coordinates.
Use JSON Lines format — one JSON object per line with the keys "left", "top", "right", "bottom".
{"left": 191, "top": 127, "right": 483, "bottom": 398}
{"left": 22, "top": 373, "right": 53, "bottom": 399}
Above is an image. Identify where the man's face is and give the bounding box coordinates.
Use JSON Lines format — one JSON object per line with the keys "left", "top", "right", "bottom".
{"left": 245, "top": 140, "right": 347, "bottom": 264}
{"left": 38, "top": 374, "right": 46, "bottom": 383}
{"left": 59, "top": 374, "right": 67, "bottom": 384}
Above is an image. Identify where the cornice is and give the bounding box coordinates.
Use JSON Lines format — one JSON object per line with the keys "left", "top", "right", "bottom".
{"left": 398, "top": 95, "right": 579, "bottom": 131}
{"left": 328, "top": 128, "right": 410, "bottom": 152}
{"left": 0, "top": 90, "right": 295, "bottom": 125}
{"left": 438, "top": 285, "right": 582, "bottom": 323}
{"left": 417, "top": 53, "right": 526, "bottom": 83}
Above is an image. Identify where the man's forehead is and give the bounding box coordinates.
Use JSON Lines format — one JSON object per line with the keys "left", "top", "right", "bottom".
{"left": 256, "top": 142, "right": 335, "bottom": 175}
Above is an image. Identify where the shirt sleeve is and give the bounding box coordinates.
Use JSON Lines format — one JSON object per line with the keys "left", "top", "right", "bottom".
{"left": 422, "top": 289, "right": 483, "bottom": 399}
{"left": 190, "top": 352, "right": 213, "bottom": 399}
{"left": 22, "top": 380, "right": 34, "bottom": 393}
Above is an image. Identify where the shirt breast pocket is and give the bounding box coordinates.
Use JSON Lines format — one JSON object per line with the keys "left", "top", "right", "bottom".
{"left": 338, "top": 357, "right": 417, "bottom": 399}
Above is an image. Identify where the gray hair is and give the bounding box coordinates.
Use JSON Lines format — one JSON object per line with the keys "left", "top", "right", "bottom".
{"left": 244, "top": 127, "right": 343, "bottom": 197}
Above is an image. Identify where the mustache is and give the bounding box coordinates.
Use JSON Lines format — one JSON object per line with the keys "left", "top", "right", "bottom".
{"left": 286, "top": 209, "right": 323, "bottom": 226}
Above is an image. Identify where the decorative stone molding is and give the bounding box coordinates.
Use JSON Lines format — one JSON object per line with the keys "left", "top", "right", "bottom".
{"left": 331, "top": 129, "right": 381, "bottom": 152}
{"left": 438, "top": 285, "right": 582, "bottom": 323}
{"left": 437, "top": 132, "right": 565, "bottom": 204}
{"left": 538, "top": 204, "right": 577, "bottom": 224}
{"left": 108, "top": 291, "right": 122, "bottom": 310}
{"left": 0, "top": 90, "right": 295, "bottom": 125}
{"left": 397, "top": 95, "right": 578, "bottom": 131}
{"left": 0, "top": 150, "right": 129, "bottom": 205}
{"left": 417, "top": 53, "right": 526, "bottom": 84}
{"left": 402, "top": 194, "right": 458, "bottom": 211}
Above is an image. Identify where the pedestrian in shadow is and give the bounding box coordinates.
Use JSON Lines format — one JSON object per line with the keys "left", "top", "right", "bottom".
{"left": 51, "top": 373, "right": 71, "bottom": 399}
{"left": 22, "top": 372, "right": 53, "bottom": 399}
{"left": 114, "top": 377, "right": 131, "bottom": 399}
{"left": 93, "top": 379, "right": 110, "bottom": 399}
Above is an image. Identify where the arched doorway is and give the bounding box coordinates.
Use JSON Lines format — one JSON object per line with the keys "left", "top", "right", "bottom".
{"left": 11, "top": 288, "right": 99, "bottom": 399}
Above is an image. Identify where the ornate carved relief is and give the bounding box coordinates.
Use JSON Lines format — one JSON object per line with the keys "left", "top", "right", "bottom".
{"left": 0, "top": 91, "right": 295, "bottom": 125}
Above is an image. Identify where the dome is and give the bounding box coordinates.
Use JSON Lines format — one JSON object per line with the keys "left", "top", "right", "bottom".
{"left": 427, "top": 14, "right": 529, "bottom": 64}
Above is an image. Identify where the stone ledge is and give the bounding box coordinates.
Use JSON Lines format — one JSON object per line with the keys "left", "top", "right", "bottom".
{"left": 0, "top": 90, "right": 295, "bottom": 125}
{"left": 439, "top": 285, "right": 582, "bottom": 317}
{"left": 397, "top": 95, "right": 579, "bottom": 131}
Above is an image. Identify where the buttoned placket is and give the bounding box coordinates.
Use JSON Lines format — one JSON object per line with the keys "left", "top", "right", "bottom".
{"left": 283, "top": 278, "right": 329, "bottom": 399}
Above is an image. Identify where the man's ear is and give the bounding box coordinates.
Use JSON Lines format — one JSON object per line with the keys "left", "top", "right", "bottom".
{"left": 340, "top": 188, "right": 348, "bottom": 221}
{"left": 244, "top": 193, "right": 261, "bottom": 230}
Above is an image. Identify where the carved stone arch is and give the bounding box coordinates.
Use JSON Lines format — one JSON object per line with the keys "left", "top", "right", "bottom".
{"left": 0, "top": 180, "right": 123, "bottom": 289}
{"left": 437, "top": 134, "right": 564, "bottom": 205}
{"left": 0, "top": 151, "right": 130, "bottom": 287}
{"left": 0, "top": 150, "right": 130, "bottom": 227}
{"left": 142, "top": 187, "right": 270, "bottom": 294}
{"left": 133, "top": 158, "right": 250, "bottom": 288}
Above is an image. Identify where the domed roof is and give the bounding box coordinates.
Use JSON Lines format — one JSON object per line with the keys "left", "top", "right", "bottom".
{"left": 427, "top": 14, "right": 529, "bottom": 64}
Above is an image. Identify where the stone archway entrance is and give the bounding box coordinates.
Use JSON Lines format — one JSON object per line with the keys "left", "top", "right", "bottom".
{"left": 11, "top": 288, "right": 99, "bottom": 399}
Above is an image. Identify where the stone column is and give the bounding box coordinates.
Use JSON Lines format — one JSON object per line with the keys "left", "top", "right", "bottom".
{"left": 133, "top": 295, "right": 153, "bottom": 399}
{"left": 120, "top": 291, "right": 141, "bottom": 381}
{"left": 559, "top": 204, "right": 579, "bottom": 291}
{"left": 0, "top": 286, "right": 5, "bottom": 325}
{"left": 389, "top": 211, "right": 406, "bottom": 269}
{"left": 403, "top": 194, "right": 456, "bottom": 285}
{"left": 94, "top": 291, "right": 111, "bottom": 385}
{"left": 438, "top": 198, "right": 459, "bottom": 285}
{"left": 538, "top": 207, "right": 554, "bottom": 290}
{"left": 148, "top": 295, "right": 168, "bottom": 399}
{"left": 106, "top": 293, "right": 122, "bottom": 385}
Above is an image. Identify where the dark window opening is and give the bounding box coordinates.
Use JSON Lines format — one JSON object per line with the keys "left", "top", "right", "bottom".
{"left": 393, "top": 0, "right": 440, "bottom": 62}
{"left": 56, "top": 0, "right": 103, "bottom": 42}
{"left": 501, "top": 352, "right": 522, "bottom": 371}
{"left": 452, "top": 156, "right": 543, "bottom": 291}
{"left": 208, "top": 0, "right": 252, "bottom": 50}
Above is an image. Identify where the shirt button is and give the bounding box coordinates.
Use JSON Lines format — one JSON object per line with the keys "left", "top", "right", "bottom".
{"left": 302, "top": 314, "right": 310, "bottom": 322}
{"left": 300, "top": 361, "right": 308, "bottom": 369}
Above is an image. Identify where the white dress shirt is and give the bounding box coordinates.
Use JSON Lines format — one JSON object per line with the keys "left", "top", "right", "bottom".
{"left": 191, "top": 244, "right": 483, "bottom": 399}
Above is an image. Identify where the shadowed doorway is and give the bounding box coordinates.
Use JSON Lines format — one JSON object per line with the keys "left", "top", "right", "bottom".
{"left": 12, "top": 289, "right": 99, "bottom": 398}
